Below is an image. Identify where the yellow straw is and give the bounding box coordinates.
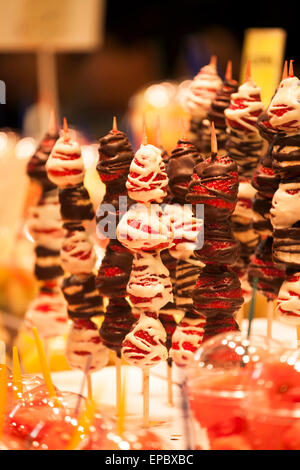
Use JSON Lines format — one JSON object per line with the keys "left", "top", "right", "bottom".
{"left": 12, "top": 346, "right": 23, "bottom": 401}
{"left": 0, "top": 363, "right": 8, "bottom": 439}
{"left": 32, "top": 327, "right": 58, "bottom": 405}
{"left": 66, "top": 399, "right": 97, "bottom": 450}
{"left": 117, "top": 367, "right": 126, "bottom": 437}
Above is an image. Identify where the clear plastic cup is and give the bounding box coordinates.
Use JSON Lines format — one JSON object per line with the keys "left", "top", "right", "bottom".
{"left": 186, "top": 331, "right": 282, "bottom": 450}
{"left": 244, "top": 349, "right": 300, "bottom": 450}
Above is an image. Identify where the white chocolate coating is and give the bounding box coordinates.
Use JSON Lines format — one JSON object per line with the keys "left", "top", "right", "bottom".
{"left": 232, "top": 179, "right": 257, "bottom": 224}
{"left": 61, "top": 230, "right": 96, "bottom": 274}
{"left": 184, "top": 62, "right": 222, "bottom": 118}
{"left": 126, "top": 144, "right": 168, "bottom": 203}
{"left": 117, "top": 203, "right": 174, "bottom": 252}
{"left": 28, "top": 191, "right": 64, "bottom": 252}
{"left": 170, "top": 316, "right": 206, "bottom": 367}
{"left": 121, "top": 313, "right": 168, "bottom": 368}
{"left": 127, "top": 252, "right": 173, "bottom": 311}
{"left": 268, "top": 76, "right": 300, "bottom": 133}
{"left": 66, "top": 320, "right": 109, "bottom": 371}
{"left": 25, "top": 289, "right": 68, "bottom": 338}
{"left": 271, "top": 182, "right": 300, "bottom": 229}
{"left": 46, "top": 136, "right": 84, "bottom": 187}
{"left": 225, "top": 79, "right": 264, "bottom": 135}
{"left": 163, "top": 203, "right": 203, "bottom": 263}
{"left": 276, "top": 273, "right": 300, "bottom": 325}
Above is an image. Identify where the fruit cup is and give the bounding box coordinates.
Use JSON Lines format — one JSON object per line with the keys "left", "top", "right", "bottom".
{"left": 186, "top": 331, "right": 281, "bottom": 450}
{"left": 244, "top": 349, "right": 300, "bottom": 450}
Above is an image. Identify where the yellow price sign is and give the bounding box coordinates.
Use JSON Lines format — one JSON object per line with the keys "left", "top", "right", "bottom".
{"left": 240, "top": 28, "right": 286, "bottom": 106}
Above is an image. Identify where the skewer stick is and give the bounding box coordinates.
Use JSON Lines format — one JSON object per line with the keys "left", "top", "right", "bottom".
{"left": 66, "top": 399, "right": 97, "bottom": 450}
{"left": 289, "top": 60, "right": 294, "bottom": 78}
{"left": 210, "top": 55, "right": 217, "bottom": 68}
{"left": 74, "top": 354, "right": 93, "bottom": 417}
{"left": 142, "top": 368, "right": 150, "bottom": 427}
{"left": 266, "top": 301, "right": 273, "bottom": 340}
{"left": 32, "top": 327, "right": 59, "bottom": 406}
{"left": 167, "top": 361, "right": 173, "bottom": 406}
{"left": 112, "top": 116, "right": 118, "bottom": 133}
{"left": 210, "top": 121, "right": 218, "bottom": 154}
{"left": 115, "top": 354, "right": 122, "bottom": 416}
{"left": 117, "top": 365, "right": 126, "bottom": 437}
{"left": 12, "top": 346, "right": 23, "bottom": 400}
{"left": 63, "top": 117, "right": 70, "bottom": 142}
{"left": 87, "top": 372, "right": 93, "bottom": 401}
{"left": 0, "top": 363, "right": 8, "bottom": 439}
{"left": 225, "top": 60, "right": 232, "bottom": 81}
{"left": 281, "top": 60, "right": 288, "bottom": 81}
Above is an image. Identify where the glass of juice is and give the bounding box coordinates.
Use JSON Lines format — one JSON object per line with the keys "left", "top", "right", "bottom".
{"left": 244, "top": 349, "right": 300, "bottom": 450}
{"left": 186, "top": 331, "right": 282, "bottom": 450}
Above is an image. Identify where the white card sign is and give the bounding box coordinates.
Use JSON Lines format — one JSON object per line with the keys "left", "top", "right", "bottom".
{"left": 0, "top": 0, "right": 105, "bottom": 51}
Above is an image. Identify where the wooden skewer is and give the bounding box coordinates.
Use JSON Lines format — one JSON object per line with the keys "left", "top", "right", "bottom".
{"left": 289, "top": 60, "right": 294, "bottom": 78}
{"left": 63, "top": 117, "right": 70, "bottom": 142}
{"left": 225, "top": 60, "right": 232, "bottom": 81}
{"left": 266, "top": 301, "right": 273, "bottom": 340}
{"left": 167, "top": 361, "right": 173, "bottom": 406}
{"left": 115, "top": 354, "right": 122, "bottom": 416}
{"left": 87, "top": 372, "right": 93, "bottom": 401}
{"left": 32, "top": 327, "right": 59, "bottom": 406}
{"left": 210, "top": 55, "right": 217, "bottom": 68}
{"left": 117, "top": 365, "right": 126, "bottom": 437}
{"left": 142, "top": 368, "right": 150, "bottom": 427}
{"left": 281, "top": 60, "right": 288, "bottom": 81}
{"left": 210, "top": 121, "right": 218, "bottom": 153}
{"left": 112, "top": 116, "right": 118, "bottom": 133}
{"left": 12, "top": 346, "right": 23, "bottom": 401}
{"left": 0, "top": 363, "right": 8, "bottom": 439}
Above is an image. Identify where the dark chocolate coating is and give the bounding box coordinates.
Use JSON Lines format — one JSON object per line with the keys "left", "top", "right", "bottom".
{"left": 100, "top": 298, "right": 135, "bottom": 356}
{"left": 175, "top": 259, "right": 199, "bottom": 310}
{"left": 200, "top": 78, "right": 239, "bottom": 153}
{"left": 97, "top": 129, "right": 134, "bottom": 199}
{"left": 96, "top": 239, "right": 133, "bottom": 298}
{"left": 167, "top": 139, "right": 201, "bottom": 204}
{"left": 96, "top": 197, "right": 134, "bottom": 240}
{"left": 189, "top": 116, "right": 203, "bottom": 150}
{"left": 193, "top": 264, "right": 243, "bottom": 318}
{"left": 252, "top": 155, "right": 280, "bottom": 196}
{"left": 195, "top": 219, "right": 240, "bottom": 265}
{"left": 232, "top": 221, "right": 260, "bottom": 261}
{"left": 252, "top": 193, "right": 273, "bottom": 234}
{"left": 273, "top": 225, "right": 300, "bottom": 269}
{"left": 256, "top": 112, "right": 278, "bottom": 144}
{"left": 203, "top": 313, "right": 239, "bottom": 342}
{"left": 272, "top": 133, "right": 300, "bottom": 179}
{"left": 62, "top": 273, "right": 103, "bottom": 319}
{"left": 34, "top": 246, "right": 64, "bottom": 280}
{"left": 248, "top": 236, "right": 285, "bottom": 300}
{"left": 225, "top": 130, "right": 263, "bottom": 176}
{"left": 59, "top": 184, "right": 94, "bottom": 222}
{"left": 187, "top": 152, "right": 239, "bottom": 220}
{"left": 26, "top": 132, "right": 58, "bottom": 192}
